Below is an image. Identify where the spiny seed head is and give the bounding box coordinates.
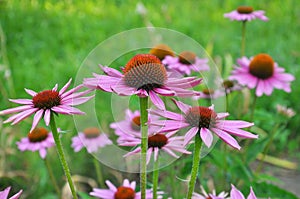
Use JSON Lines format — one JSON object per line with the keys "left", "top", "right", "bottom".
{"left": 149, "top": 44, "right": 174, "bottom": 61}
{"left": 123, "top": 54, "right": 167, "bottom": 92}
{"left": 179, "top": 51, "right": 196, "bottom": 65}
{"left": 32, "top": 90, "right": 61, "bottom": 109}
{"left": 222, "top": 80, "right": 234, "bottom": 89}
{"left": 237, "top": 6, "right": 254, "bottom": 14}
{"left": 148, "top": 133, "right": 168, "bottom": 149}
{"left": 131, "top": 116, "right": 141, "bottom": 131}
{"left": 249, "top": 53, "right": 274, "bottom": 79}
{"left": 83, "top": 127, "right": 101, "bottom": 138}
{"left": 202, "top": 88, "right": 215, "bottom": 95}
{"left": 185, "top": 107, "right": 217, "bottom": 129}
{"left": 114, "top": 186, "right": 136, "bottom": 199}
{"left": 28, "top": 127, "right": 49, "bottom": 143}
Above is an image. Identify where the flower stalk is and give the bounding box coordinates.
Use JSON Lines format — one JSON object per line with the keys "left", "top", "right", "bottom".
{"left": 186, "top": 134, "right": 203, "bottom": 199}
{"left": 241, "top": 21, "right": 247, "bottom": 56}
{"left": 152, "top": 158, "right": 160, "bottom": 199}
{"left": 44, "top": 157, "right": 61, "bottom": 198}
{"left": 49, "top": 112, "right": 78, "bottom": 199}
{"left": 140, "top": 96, "right": 149, "bottom": 199}
{"left": 93, "top": 157, "right": 105, "bottom": 188}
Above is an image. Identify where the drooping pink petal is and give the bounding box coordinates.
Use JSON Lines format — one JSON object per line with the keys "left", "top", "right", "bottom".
{"left": 217, "top": 120, "right": 254, "bottom": 129}
{"left": 221, "top": 127, "right": 258, "bottom": 139}
{"left": 247, "top": 187, "right": 257, "bottom": 199}
{"left": 105, "top": 180, "right": 117, "bottom": 192}
{"left": 148, "top": 109, "right": 184, "bottom": 121}
{"left": 52, "top": 84, "right": 58, "bottom": 91}
{"left": 149, "top": 90, "right": 165, "bottom": 110}
{"left": 0, "top": 105, "right": 33, "bottom": 115}
{"left": 153, "top": 87, "right": 175, "bottom": 96}
{"left": 11, "top": 109, "right": 38, "bottom": 125}
{"left": 44, "top": 109, "right": 51, "bottom": 126}
{"left": 200, "top": 128, "right": 213, "bottom": 148}
{"left": 10, "top": 189, "right": 23, "bottom": 199}
{"left": 100, "top": 65, "right": 123, "bottom": 77}
{"left": 30, "top": 109, "right": 44, "bottom": 132}
{"left": 39, "top": 148, "right": 47, "bottom": 159}
{"left": 62, "top": 95, "right": 94, "bottom": 106}
{"left": 24, "top": 88, "right": 37, "bottom": 96}
{"left": 184, "top": 127, "right": 199, "bottom": 145}
{"left": 0, "top": 187, "right": 10, "bottom": 198}
{"left": 146, "top": 148, "right": 153, "bottom": 164}
{"left": 211, "top": 128, "right": 241, "bottom": 150}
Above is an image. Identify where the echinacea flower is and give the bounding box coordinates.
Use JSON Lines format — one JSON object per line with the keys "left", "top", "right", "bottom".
{"left": 0, "top": 79, "right": 93, "bottom": 132}
{"left": 224, "top": 6, "right": 268, "bottom": 21}
{"left": 71, "top": 127, "right": 112, "bottom": 153}
{"left": 162, "top": 51, "right": 209, "bottom": 76}
{"left": 118, "top": 128, "right": 190, "bottom": 164}
{"left": 229, "top": 54, "right": 295, "bottom": 96}
{"left": 16, "top": 127, "right": 55, "bottom": 159}
{"left": 84, "top": 54, "right": 202, "bottom": 110}
{"left": 149, "top": 99, "right": 258, "bottom": 150}
{"left": 193, "top": 186, "right": 228, "bottom": 199}
{"left": 149, "top": 44, "right": 174, "bottom": 61}
{"left": 222, "top": 80, "right": 243, "bottom": 94}
{"left": 0, "top": 187, "right": 22, "bottom": 199}
{"left": 90, "top": 179, "right": 163, "bottom": 199}
{"left": 193, "top": 88, "right": 225, "bottom": 100}
{"left": 230, "top": 184, "right": 257, "bottom": 199}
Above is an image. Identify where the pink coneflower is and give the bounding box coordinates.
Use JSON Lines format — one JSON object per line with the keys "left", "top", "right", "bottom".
{"left": 0, "top": 79, "right": 93, "bottom": 132}
{"left": 224, "top": 6, "right": 268, "bottom": 21}
{"left": 90, "top": 179, "right": 163, "bottom": 199}
{"left": 118, "top": 128, "right": 191, "bottom": 164}
{"left": 162, "top": 51, "right": 209, "bottom": 76}
{"left": 193, "top": 88, "right": 225, "bottom": 100}
{"left": 229, "top": 54, "right": 295, "bottom": 97}
{"left": 0, "top": 187, "right": 22, "bottom": 199}
{"left": 149, "top": 99, "right": 258, "bottom": 150}
{"left": 192, "top": 186, "right": 228, "bottom": 199}
{"left": 16, "top": 127, "right": 55, "bottom": 159}
{"left": 71, "top": 127, "right": 112, "bottom": 153}
{"left": 84, "top": 54, "right": 202, "bottom": 110}
{"left": 230, "top": 185, "right": 257, "bottom": 199}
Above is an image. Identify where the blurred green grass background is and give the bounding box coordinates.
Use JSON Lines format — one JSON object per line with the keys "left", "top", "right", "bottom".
{"left": 0, "top": 0, "right": 299, "bottom": 198}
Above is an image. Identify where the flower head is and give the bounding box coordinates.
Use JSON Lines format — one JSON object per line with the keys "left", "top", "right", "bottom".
{"left": 84, "top": 54, "right": 202, "bottom": 110}
{"left": 229, "top": 54, "right": 295, "bottom": 96}
{"left": 192, "top": 186, "right": 229, "bottom": 199}
{"left": 90, "top": 179, "right": 163, "bottom": 199}
{"left": 230, "top": 185, "right": 257, "bottom": 199}
{"left": 71, "top": 127, "right": 112, "bottom": 153}
{"left": 224, "top": 6, "right": 268, "bottom": 21}
{"left": 162, "top": 51, "right": 209, "bottom": 76}
{"left": 193, "top": 88, "right": 225, "bottom": 100}
{"left": 0, "top": 187, "right": 22, "bottom": 199}
{"left": 149, "top": 99, "right": 257, "bottom": 150}
{"left": 149, "top": 44, "right": 174, "bottom": 61}
{"left": 0, "top": 79, "right": 94, "bottom": 132}
{"left": 276, "top": 104, "right": 295, "bottom": 118}
{"left": 16, "top": 127, "right": 55, "bottom": 159}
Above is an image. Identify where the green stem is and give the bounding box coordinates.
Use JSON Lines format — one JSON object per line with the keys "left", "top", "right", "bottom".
{"left": 152, "top": 158, "right": 160, "bottom": 199}
{"left": 50, "top": 113, "right": 78, "bottom": 199}
{"left": 250, "top": 93, "right": 257, "bottom": 122}
{"left": 140, "top": 97, "right": 149, "bottom": 199}
{"left": 222, "top": 143, "right": 228, "bottom": 189}
{"left": 93, "top": 157, "right": 105, "bottom": 188}
{"left": 44, "top": 157, "right": 61, "bottom": 198}
{"left": 186, "top": 134, "right": 203, "bottom": 199}
{"left": 241, "top": 21, "right": 247, "bottom": 57}
{"left": 255, "top": 123, "right": 280, "bottom": 174}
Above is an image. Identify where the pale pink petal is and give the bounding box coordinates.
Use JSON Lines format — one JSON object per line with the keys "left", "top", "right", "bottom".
{"left": 184, "top": 127, "right": 199, "bottom": 145}
{"left": 172, "top": 99, "right": 191, "bottom": 114}
{"left": 221, "top": 127, "right": 258, "bottom": 139}
{"left": 200, "top": 128, "right": 213, "bottom": 148}
{"left": 105, "top": 180, "right": 117, "bottom": 192}
{"left": 230, "top": 184, "right": 245, "bottom": 199}
{"left": 30, "top": 109, "right": 44, "bottom": 132}
{"left": 62, "top": 95, "right": 94, "bottom": 106}
{"left": 146, "top": 148, "right": 153, "bottom": 164}
{"left": 211, "top": 128, "right": 241, "bottom": 150}
{"left": 0, "top": 187, "right": 10, "bottom": 198}
{"left": 11, "top": 108, "right": 38, "bottom": 125}
{"left": 217, "top": 120, "right": 254, "bottom": 128}
{"left": 39, "top": 148, "right": 47, "bottom": 159}
{"left": 153, "top": 87, "right": 175, "bottom": 96}
{"left": 52, "top": 84, "right": 58, "bottom": 91}
{"left": 44, "top": 109, "right": 51, "bottom": 126}
{"left": 247, "top": 187, "right": 257, "bottom": 199}
{"left": 148, "top": 109, "right": 184, "bottom": 121}
{"left": 9, "top": 99, "right": 32, "bottom": 105}
{"left": 153, "top": 147, "right": 159, "bottom": 162}
{"left": 163, "top": 147, "right": 179, "bottom": 158}
{"left": 24, "top": 88, "right": 37, "bottom": 96}
{"left": 100, "top": 65, "right": 123, "bottom": 77}
{"left": 149, "top": 90, "right": 165, "bottom": 110}
{"left": 0, "top": 105, "right": 33, "bottom": 115}
{"left": 10, "top": 189, "right": 23, "bottom": 199}
{"left": 59, "top": 78, "right": 72, "bottom": 95}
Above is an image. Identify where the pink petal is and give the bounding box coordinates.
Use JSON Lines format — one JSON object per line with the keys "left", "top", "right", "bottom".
{"left": 62, "top": 95, "right": 94, "bottom": 106}
{"left": 39, "top": 148, "right": 47, "bottom": 159}
{"left": 211, "top": 128, "right": 241, "bottom": 150}
{"left": 24, "top": 88, "right": 37, "bottom": 96}
{"left": 146, "top": 148, "right": 153, "bottom": 164}
{"left": 101, "top": 65, "right": 123, "bottom": 77}
{"left": 59, "top": 78, "right": 72, "bottom": 95}
{"left": 10, "top": 189, "right": 23, "bottom": 199}
{"left": 217, "top": 120, "right": 254, "bottom": 129}
{"left": 0, "top": 105, "right": 33, "bottom": 115}
{"left": 11, "top": 108, "right": 38, "bottom": 125}
{"left": 153, "top": 87, "right": 175, "bottom": 96}
{"left": 153, "top": 147, "right": 159, "bottom": 162}
{"left": 105, "top": 180, "right": 117, "bottom": 192}
{"left": 184, "top": 127, "right": 199, "bottom": 145}
{"left": 230, "top": 184, "right": 245, "bottom": 199}
{"left": 0, "top": 187, "right": 10, "bottom": 198}
{"left": 44, "top": 109, "right": 51, "bottom": 126}
{"left": 9, "top": 99, "right": 32, "bottom": 105}
{"left": 172, "top": 99, "right": 191, "bottom": 114}
{"left": 148, "top": 109, "right": 184, "bottom": 121}
{"left": 149, "top": 91, "right": 165, "bottom": 110}
{"left": 30, "top": 109, "right": 44, "bottom": 132}
{"left": 52, "top": 84, "right": 58, "bottom": 91}
{"left": 247, "top": 187, "right": 257, "bottom": 199}
{"left": 200, "top": 128, "right": 213, "bottom": 148}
